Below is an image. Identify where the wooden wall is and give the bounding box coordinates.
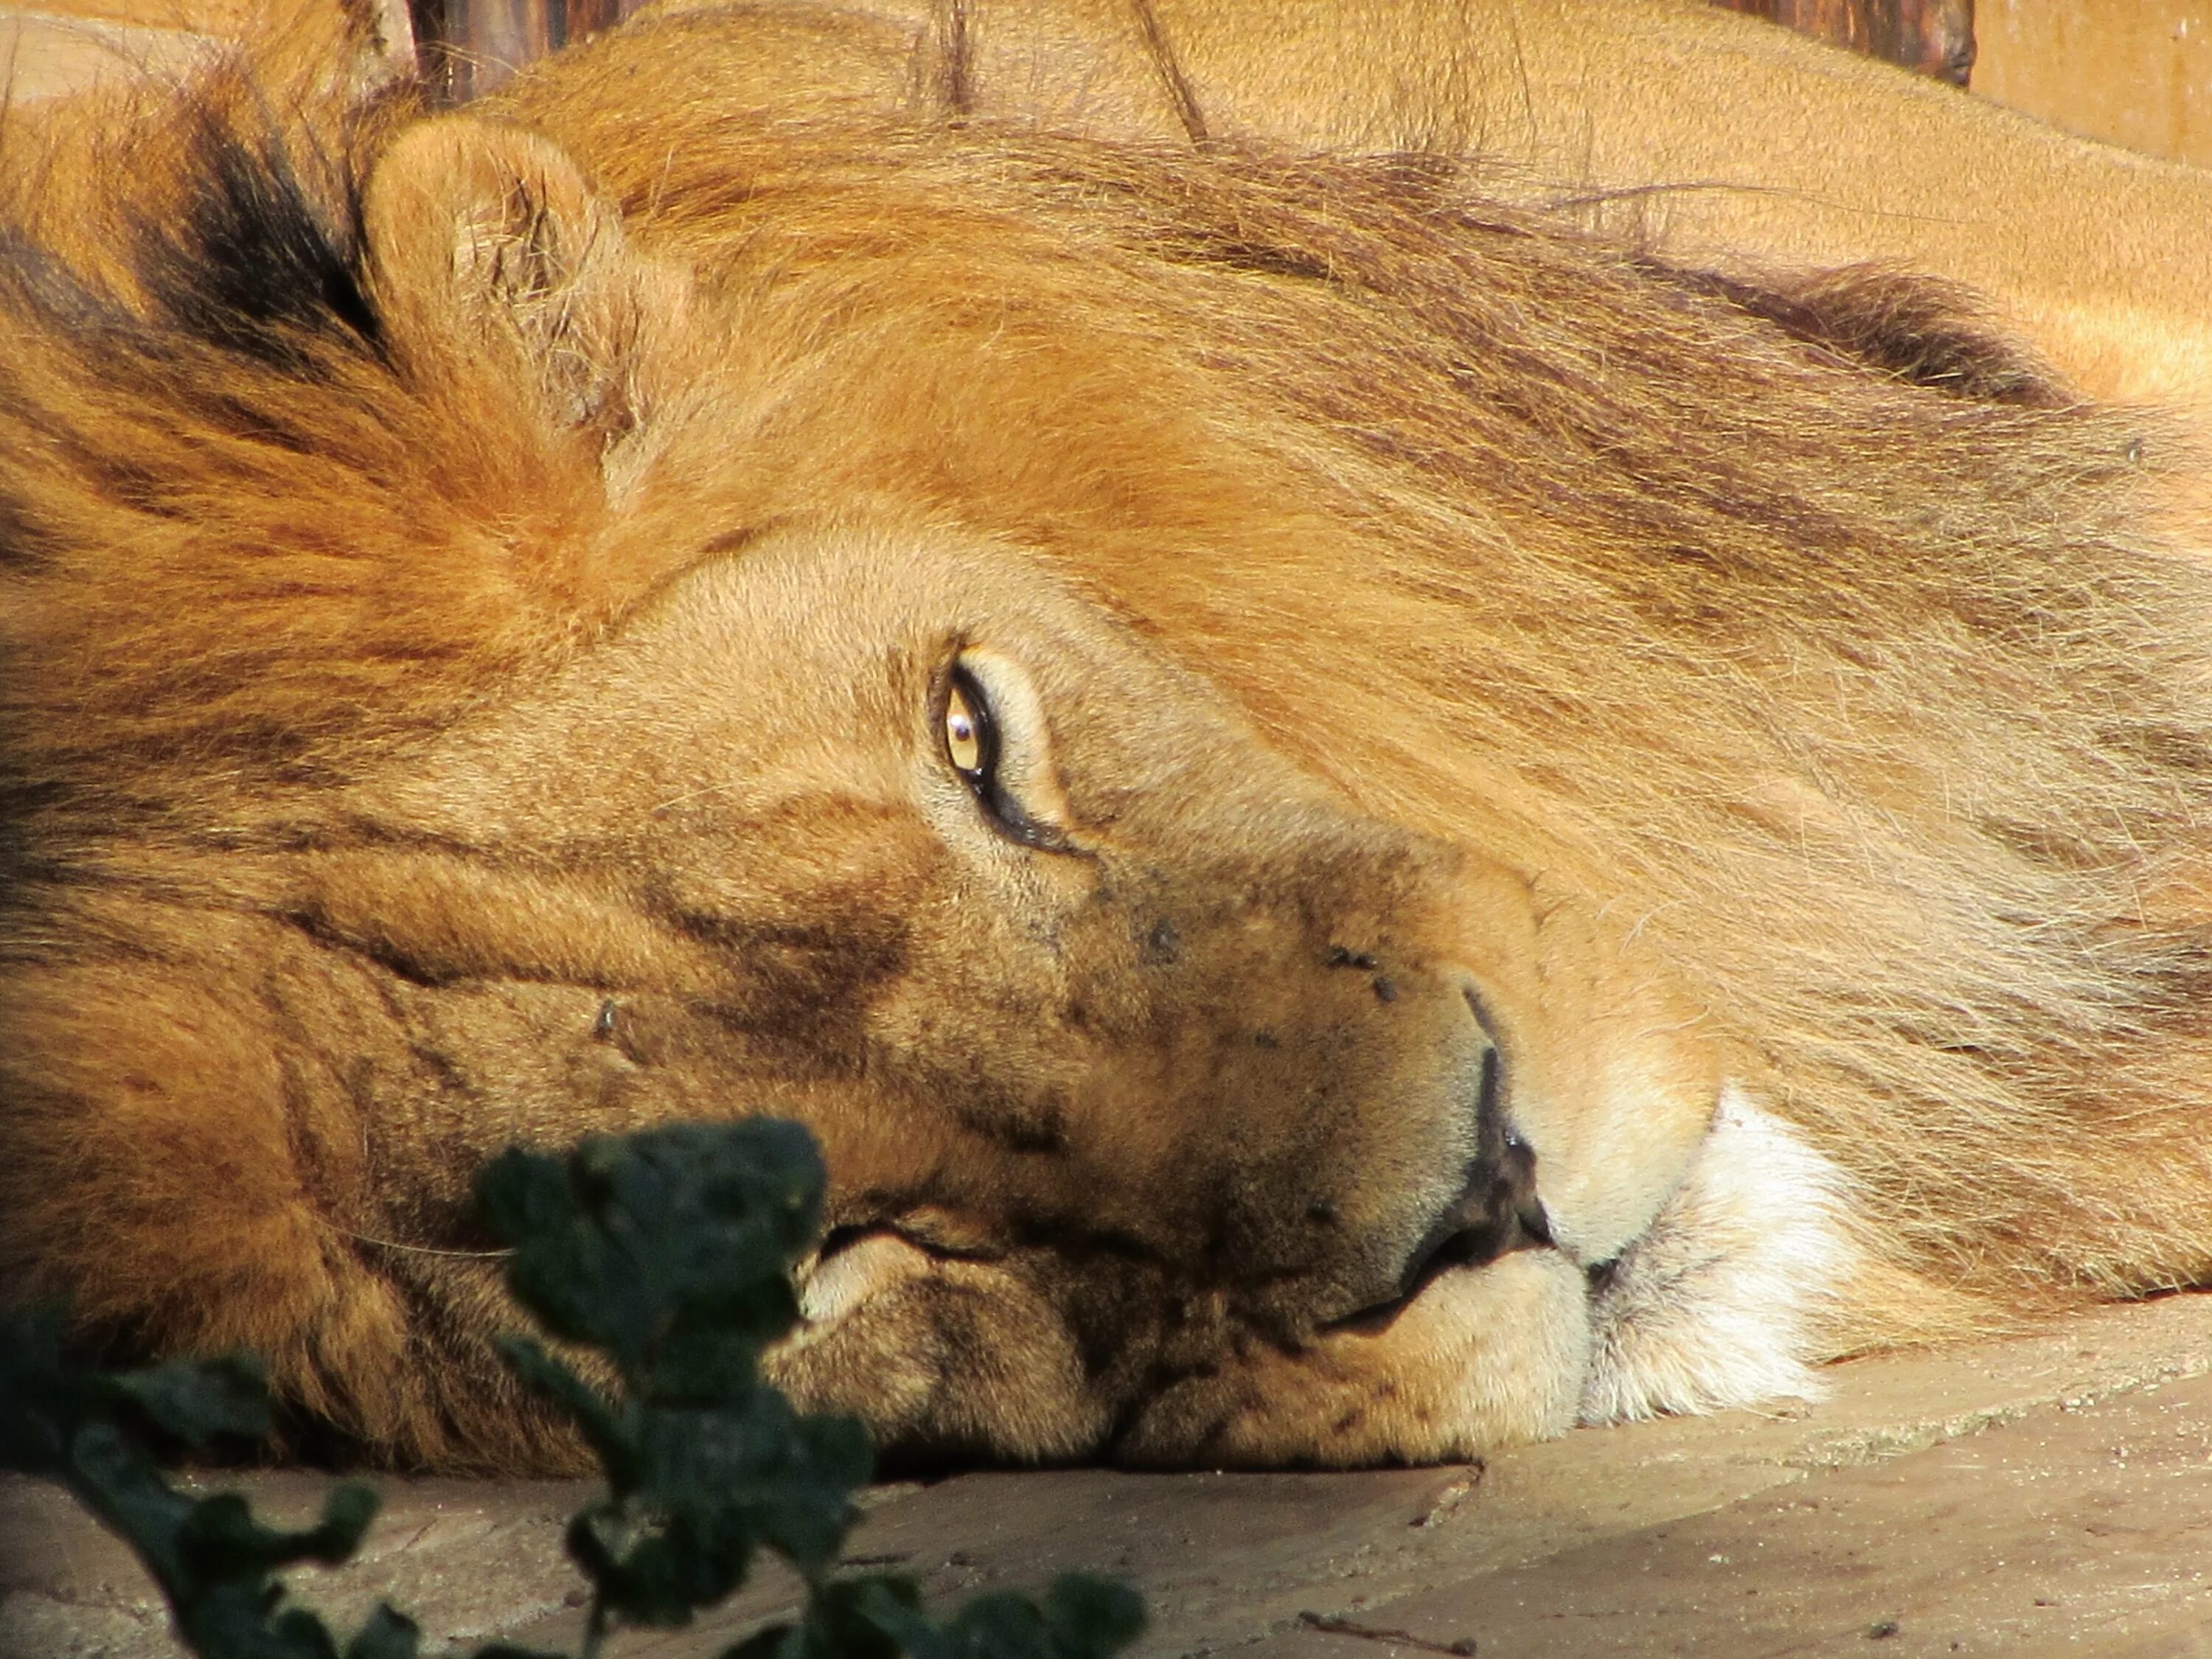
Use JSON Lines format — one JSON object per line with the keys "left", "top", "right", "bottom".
{"left": 407, "top": 0, "right": 641, "bottom": 100}
{"left": 1710, "top": 0, "right": 1975, "bottom": 83}
{"left": 1975, "top": 0, "right": 2212, "bottom": 170}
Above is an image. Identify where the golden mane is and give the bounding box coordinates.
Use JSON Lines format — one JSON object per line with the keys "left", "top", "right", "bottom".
{"left": 4, "top": 11, "right": 2211, "bottom": 1467}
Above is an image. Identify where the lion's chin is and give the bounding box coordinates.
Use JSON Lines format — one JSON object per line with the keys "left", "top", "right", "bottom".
{"left": 1579, "top": 1085, "right": 1854, "bottom": 1425}
{"left": 1112, "top": 1093, "right": 1853, "bottom": 1468}
{"left": 1111, "top": 1248, "right": 1591, "bottom": 1470}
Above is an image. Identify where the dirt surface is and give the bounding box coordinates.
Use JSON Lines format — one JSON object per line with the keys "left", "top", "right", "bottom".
{"left": 13, "top": 1296, "right": 2212, "bottom": 1656}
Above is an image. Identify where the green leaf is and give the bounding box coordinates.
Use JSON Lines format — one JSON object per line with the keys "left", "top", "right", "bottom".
{"left": 0, "top": 1304, "right": 74, "bottom": 1474}
{"left": 479, "top": 1121, "right": 828, "bottom": 1392}
{"left": 1039, "top": 1578, "right": 1147, "bottom": 1659}
{"left": 65, "top": 1419, "right": 206, "bottom": 1592}
{"left": 7, "top": 1121, "right": 1150, "bottom": 1659}
{"left": 492, "top": 1337, "right": 634, "bottom": 1485}
{"left": 116, "top": 1354, "right": 272, "bottom": 1448}
{"left": 568, "top": 1499, "right": 756, "bottom": 1629}
{"left": 176, "top": 1484, "right": 380, "bottom": 1581}
{"left": 343, "top": 1606, "right": 422, "bottom": 1659}
{"left": 943, "top": 1591, "right": 1052, "bottom": 1659}
{"left": 171, "top": 1585, "right": 345, "bottom": 1659}
{"left": 844, "top": 1576, "right": 945, "bottom": 1659}
{"left": 719, "top": 1623, "right": 803, "bottom": 1659}
{"left": 626, "top": 1393, "right": 869, "bottom": 1581}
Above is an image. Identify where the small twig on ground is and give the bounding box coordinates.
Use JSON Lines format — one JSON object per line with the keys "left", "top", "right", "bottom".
{"left": 1297, "top": 1610, "right": 1478, "bottom": 1655}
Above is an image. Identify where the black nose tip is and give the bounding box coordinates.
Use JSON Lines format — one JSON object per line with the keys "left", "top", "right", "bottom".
{"left": 1399, "top": 1045, "right": 1552, "bottom": 1296}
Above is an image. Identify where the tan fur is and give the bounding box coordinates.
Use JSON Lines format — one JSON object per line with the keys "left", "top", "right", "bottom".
{"left": 4, "top": 3, "right": 2212, "bottom": 1471}
{"left": 624, "top": 0, "right": 2212, "bottom": 420}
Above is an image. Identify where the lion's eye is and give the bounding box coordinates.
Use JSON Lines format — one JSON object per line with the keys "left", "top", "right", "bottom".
{"left": 944, "top": 669, "right": 997, "bottom": 790}
{"left": 936, "top": 652, "right": 1070, "bottom": 851}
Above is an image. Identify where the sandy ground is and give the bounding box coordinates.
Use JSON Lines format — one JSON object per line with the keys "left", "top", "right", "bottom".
{"left": 15, "top": 1296, "right": 2212, "bottom": 1656}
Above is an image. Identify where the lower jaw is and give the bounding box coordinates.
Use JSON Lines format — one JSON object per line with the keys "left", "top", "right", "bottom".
{"left": 1113, "top": 1248, "right": 1591, "bottom": 1469}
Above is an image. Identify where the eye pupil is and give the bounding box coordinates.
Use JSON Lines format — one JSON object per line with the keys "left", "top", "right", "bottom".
{"left": 944, "top": 675, "right": 991, "bottom": 780}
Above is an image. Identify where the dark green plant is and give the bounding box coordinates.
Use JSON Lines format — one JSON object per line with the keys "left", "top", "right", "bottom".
{"left": 1, "top": 1303, "right": 411, "bottom": 1659}
{"left": 1, "top": 1119, "right": 1145, "bottom": 1659}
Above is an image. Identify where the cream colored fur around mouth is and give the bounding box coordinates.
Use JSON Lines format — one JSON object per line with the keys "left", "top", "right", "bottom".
{"left": 1581, "top": 1087, "right": 1852, "bottom": 1425}
{"left": 787, "top": 1088, "right": 1851, "bottom": 1438}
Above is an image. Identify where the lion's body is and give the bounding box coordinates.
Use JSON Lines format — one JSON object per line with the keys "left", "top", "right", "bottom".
{"left": 605, "top": 0, "right": 2212, "bottom": 420}
{"left": 5, "top": 0, "right": 2212, "bottom": 1470}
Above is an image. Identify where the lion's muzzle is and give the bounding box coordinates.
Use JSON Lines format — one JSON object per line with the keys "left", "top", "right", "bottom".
{"left": 1326, "top": 1018, "right": 1554, "bottom": 1329}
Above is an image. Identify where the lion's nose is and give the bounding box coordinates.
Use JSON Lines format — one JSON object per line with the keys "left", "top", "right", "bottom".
{"left": 1395, "top": 1042, "right": 1553, "bottom": 1298}
{"left": 1321, "top": 987, "right": 1553, "bottom": 1330}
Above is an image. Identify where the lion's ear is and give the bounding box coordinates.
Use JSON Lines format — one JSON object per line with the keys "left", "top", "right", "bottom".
{"left": 363, "top": 117, "right": 685, "bottom": 456}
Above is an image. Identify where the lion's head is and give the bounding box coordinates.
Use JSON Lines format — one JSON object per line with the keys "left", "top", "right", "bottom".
{"left": 7, "top": 9, "right": 2210, "bottom": 1473}
{"left": 339, "top": 511, "right": 1736, "bottom": 1465}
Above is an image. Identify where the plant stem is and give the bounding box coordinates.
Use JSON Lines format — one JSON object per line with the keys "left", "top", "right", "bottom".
{"left": 580, "top": 1593, "right": 611, "bottom": 1659}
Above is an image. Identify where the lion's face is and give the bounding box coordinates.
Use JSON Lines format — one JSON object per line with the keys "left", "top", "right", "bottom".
{"left": 314, "top": 521, "right": 1718, "bottom": 1465}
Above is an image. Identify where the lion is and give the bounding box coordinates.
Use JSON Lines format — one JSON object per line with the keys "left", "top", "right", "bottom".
{"left": 4, "top": 0, "right": 2212, "bottom": 1473}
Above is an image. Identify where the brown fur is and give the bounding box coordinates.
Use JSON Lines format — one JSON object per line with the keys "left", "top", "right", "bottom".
{"left": 4, "top": 4, "right": 2212, "bottom": 1470}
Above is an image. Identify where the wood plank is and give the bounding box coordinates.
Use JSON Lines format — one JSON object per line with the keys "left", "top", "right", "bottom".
{"left": 1711, "top": 0, "right": 1977, "bottom": 83}
{"left": 410, "top": 0, "right": 639, "bottom": 98}
{"left": 1977, "top": 1, "right": 2212, "bottom": 169}
{"left": 1, "top": 0, "right": 248, "bottom": 29}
